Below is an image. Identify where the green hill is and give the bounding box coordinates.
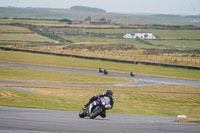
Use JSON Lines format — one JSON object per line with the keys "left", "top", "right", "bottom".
{"left": 70, "top": 6, "right": 107, "bottom": 13}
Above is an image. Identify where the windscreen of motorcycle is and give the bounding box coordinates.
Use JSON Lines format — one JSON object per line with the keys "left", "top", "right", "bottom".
{"left": 101, "top": 96, "right": 111, "bottom": 105}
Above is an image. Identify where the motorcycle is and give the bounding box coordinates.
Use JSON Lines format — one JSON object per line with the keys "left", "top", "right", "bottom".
{"left": 79, "top": 96, "right": 111, "bottom": 119}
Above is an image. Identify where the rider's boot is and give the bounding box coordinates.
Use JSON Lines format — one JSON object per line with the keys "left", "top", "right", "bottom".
{"left": 84, "top": 102, "right": 90, "bottom": 107}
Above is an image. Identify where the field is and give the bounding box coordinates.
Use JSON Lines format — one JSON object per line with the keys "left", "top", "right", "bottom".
{"left": 0, "top": 50, "right": 200, "bottom": 80}
{"left": 0, "top": 25, "right": 56, "bottom": 43}
{"left": 151, "top": 30, "right": 200, "bottom": 39}
{"left": 86, "top": 29, "right": 200, "bottom": 39}
{"left": 62, "top": 35, "right": 148, "bottom": 48}
{"left": 61, "top": 27, "right": 200, "bottom": 66}
{"left": 0, "top": 18, "right": 200, "bottom": 66}
{"left": 0, "top": 34, "right": 56, "bottom": 42}
{"left": 0, "top": 18, "right": 59, "bottom": 25}
{"left": 0, "top": 25, "right": 33, "bottom": 33}
{"left": 149, "top": 40, "right": 200, "bottom": 49}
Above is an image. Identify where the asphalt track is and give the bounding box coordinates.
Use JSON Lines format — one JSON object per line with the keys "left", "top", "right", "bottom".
{"left": 0, "top": 107, "right": 200, "bottom": 133}
{"left": 1, "top": 62, "right": 200, "bottom": 133}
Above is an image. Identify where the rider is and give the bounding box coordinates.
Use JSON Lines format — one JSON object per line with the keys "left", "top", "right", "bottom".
{"left": 85, "top": 89, "right": 114, "bottom": 118}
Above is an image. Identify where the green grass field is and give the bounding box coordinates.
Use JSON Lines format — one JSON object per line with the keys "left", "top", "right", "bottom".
{"left": 86, "top": 29, "right": 200, "bottom": 49}
{"left": 0, "top": 66, "right": 130, "bottom": 84}
{"left": 0, "top": 25, "right": 33, "bottom": 33}
{"left": 1, "top": 21, "right": 199, "bottom": 55}
{"left": 62, "top": 35, "right": 154, "bottom": 48}
{"left": 0, "top": 33, "right": 56, "bottom": 42}
{"left": 0, "top": 18, "right": 59, "bottom": 25}
{"left": 0, "top": 50, "right": 200, "bottom": 80}
{"left": 0, "top": 25, "right": 56, "bottom": 42}
{"left": 86, "top": 29, "right": 200, "bottom": 40}
{"left": 86, "top": 29, "right": 132, "bottom": 34}
{"left": 151, "top": 30, "right": 200, "bottom": 39}
{"left": 62, "top": 31, "right": 200, "bottom": 50}
{"left": 149, "top": 40, "right": 200, "bottom": 49}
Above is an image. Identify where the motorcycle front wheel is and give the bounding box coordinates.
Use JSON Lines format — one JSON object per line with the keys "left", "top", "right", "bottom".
{"left": 79, "top": 108, "right": 87, "bottom": 118}
{"left": 90, "top": 107, "right": 103, "bottom": 119}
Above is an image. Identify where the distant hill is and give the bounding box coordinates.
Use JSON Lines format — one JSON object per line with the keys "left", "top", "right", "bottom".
{"left": 152, "top": 14, "right": 181, "bottom": 18}
{"left": 0, "top": 7, "right": 199, "bottom": 26}
{"left": 70, "top": 6, "right": 107, "bottom": 13}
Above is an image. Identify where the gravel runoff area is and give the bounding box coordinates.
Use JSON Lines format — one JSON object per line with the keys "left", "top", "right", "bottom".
{"left": 0, "top": 107, "right": 200, "bottom": 133}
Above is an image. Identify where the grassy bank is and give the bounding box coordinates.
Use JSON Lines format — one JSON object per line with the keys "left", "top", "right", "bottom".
{"left": 0, "top": 84, "right": 199, "bottom": 118}
{"left": 0, "top": 50, "right": 200, "bottom": 80}
{"left": 174, "top": 119, "right": 200, "bottom": 124}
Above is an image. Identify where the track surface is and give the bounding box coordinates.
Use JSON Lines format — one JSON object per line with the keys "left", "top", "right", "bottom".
{"left": 0, "top": 107, "right": 200, "bottom": 133}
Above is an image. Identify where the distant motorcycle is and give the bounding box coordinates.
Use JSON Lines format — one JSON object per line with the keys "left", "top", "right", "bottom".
{"left": 79, "top": 96, "right": 111, "bottom": 119}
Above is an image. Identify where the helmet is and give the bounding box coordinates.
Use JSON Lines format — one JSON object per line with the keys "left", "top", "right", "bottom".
{"left": 106, "top": 90, "right": 113, "bottom": 96}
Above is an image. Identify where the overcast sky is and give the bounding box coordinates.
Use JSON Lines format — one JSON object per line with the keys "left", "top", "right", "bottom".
{"left": 1, "top": 0, "right": 200, "bottom": 15}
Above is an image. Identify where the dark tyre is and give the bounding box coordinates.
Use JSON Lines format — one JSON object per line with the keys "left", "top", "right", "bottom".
{"left": 79, "top": 108, "right": 87, "bottom": 118}
{"left": 90, "top": 107, "right": 103, "bottom": 119}
{"left": 99, "top": 68, "right": 103, "bottom": 73}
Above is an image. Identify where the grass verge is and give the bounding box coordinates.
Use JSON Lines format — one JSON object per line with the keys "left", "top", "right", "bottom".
{"left": 174, "top": 119, "right": 200, "bottom": 124}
